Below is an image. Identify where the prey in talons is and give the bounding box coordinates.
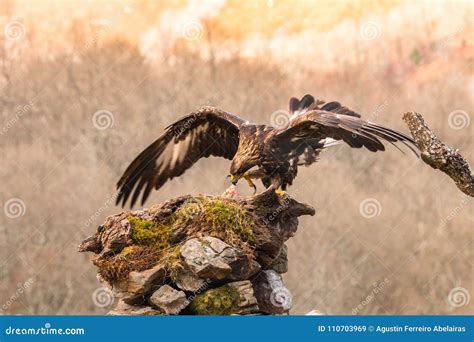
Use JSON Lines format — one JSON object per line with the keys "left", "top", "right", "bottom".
{"left": 228, "top": 173, "right": 257, "bottom": 194}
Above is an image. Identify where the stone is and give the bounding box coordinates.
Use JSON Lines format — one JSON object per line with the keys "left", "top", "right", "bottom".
{"left": 110, "top": 263, "right": 166, "bottom": 303}
{"left": 174, "top": 266, "right": 208, "bottom": 292}
{"left": 127, "top": 264, "right": 166, "bottom": 294}
{"left": 180, "top": 236, "right": 259, "bottom": 280}
{"left": 149, "top": 285, "right": 187, "bottom": 315}
{"left": 251, "top": 270, "right": 292, "bottom": 314}
{"left": 227, "top": 280, "right": 259, "bottom": 315}
{"left": 270, "top": 244, "right": 288, "bottom": 274}
{"left": 79, "top": 191, "right": 316, "bottom": 316}
{"left": 107, "top": 300, "right": 161, "bottom": 315}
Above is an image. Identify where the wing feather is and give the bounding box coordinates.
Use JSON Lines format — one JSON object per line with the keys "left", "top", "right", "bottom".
{"left": 116, "top": 106, "right": 244, "bottom": 207}
{"left": 273, "top": 109, "right": 418, "bottom": 158}
{"left": 288, "top": 94, "right": 361, "bottom": 118}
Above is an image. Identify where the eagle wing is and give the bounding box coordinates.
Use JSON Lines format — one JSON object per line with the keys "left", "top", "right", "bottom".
{"left": 272, "top": 109, "right": 418, "bottom": 160}
{"left": 116, "top": 106, "right": 245, "bottom": 207}
{"left": 289, "top": 94, "right": 361, "bottom": 118}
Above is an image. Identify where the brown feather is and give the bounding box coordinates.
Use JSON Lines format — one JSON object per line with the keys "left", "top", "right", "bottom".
{"left": 116, "top": 106, "right": 244, "bottom": 207}
{"left": 273, "top": 110, "right": 418, "bottom": 156}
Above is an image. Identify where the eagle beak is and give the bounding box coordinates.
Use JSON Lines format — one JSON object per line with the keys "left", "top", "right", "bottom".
{"left": 228, "top": 174, "right": 239, "bottom": 185}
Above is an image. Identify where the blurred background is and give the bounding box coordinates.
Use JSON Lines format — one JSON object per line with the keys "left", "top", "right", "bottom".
{"left": 0, "top": 0, "right": 472, "bottom": 315}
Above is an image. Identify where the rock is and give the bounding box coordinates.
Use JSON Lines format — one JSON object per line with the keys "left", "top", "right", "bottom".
{"left": 270, "top": 244, "right": 288, "bottom": 274}
{"left": 228, "top": 280, "right": 259, "bottom": 315}
{"left": 79, "top": 191, "right": 315, "bottom": 316}
{"left": 149, "top": 285, "right": 187, "bottom": 315}
{"left": 180, "top": 237, "right": 259, "bottom": 280}
{"left": 128, "top": 264, "right": 166, "bottom": 294}
{"left": 108, "top": 300, "right": 161, "bottom": 315}
{"left": 111, "top": 263, "right": 166, "bottom": 303}
{"left": 174, "top": 266, "right": 209, "bottom": 292}
{"left": 252, "top": 270, "right": 292, "bottom": 314}
{"left": 180, "top": 237, "right": 231, "bottom": 279}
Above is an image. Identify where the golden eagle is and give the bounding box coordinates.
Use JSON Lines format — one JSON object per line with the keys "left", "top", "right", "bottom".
{"left": 116, "top": 95, "right": 417, "bottom": 207}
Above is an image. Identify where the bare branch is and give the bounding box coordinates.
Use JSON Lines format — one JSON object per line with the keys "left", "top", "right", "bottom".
{"left": 403, "top": 111, "right": 473, "bottom": 197}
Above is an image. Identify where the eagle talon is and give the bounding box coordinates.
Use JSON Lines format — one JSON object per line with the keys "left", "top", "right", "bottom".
{"left": 243, "top": 173, "right": 257, "bottom": 194}
{"left": 275, "top": 189, "right": 286, "bottom": 196}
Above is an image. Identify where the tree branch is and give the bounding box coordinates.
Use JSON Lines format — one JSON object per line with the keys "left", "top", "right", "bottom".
{"left": 403, "top": 111, "right": 473, "bottom": 197}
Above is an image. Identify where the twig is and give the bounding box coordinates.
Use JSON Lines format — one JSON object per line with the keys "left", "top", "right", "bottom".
{"left": 403, "top": 111, "right": 473, "bottom": 197}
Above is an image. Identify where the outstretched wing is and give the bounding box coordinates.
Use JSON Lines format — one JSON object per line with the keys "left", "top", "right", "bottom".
{"left": 272, "top": 109, "right": 418, "bottom": 160}
{"left": 116, "top": 106, "right": 245, "bottom": 207}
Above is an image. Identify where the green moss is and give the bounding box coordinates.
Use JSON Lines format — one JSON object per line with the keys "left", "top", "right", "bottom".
{"left": 173, "top": 198, "right": 204, "bottom": 226}
{"left": 96, "top": 197, "right": 256, "bottom": 282}
{"left": 161, "top": 244, "right": 184, "bottom": 280}
{"left": 202, "top": 199, "right": 255, "bottom": 243}
{"left": 120, "top": 246, "right": 136, "bottom": 256}
{"left": 174, "top": 197, "right": 255, "bottom": 244}
{"left": 128, "top": 216, "right": 172, "bottom": 250}
{"left": 189, "top": 284, "right": 240, "bottom": 315}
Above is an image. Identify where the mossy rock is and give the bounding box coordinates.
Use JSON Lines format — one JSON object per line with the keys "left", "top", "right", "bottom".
{"left": 189, "top": 284, "right": 240, "bottom": 315}
{"left": 94, "top": 197, "right": 258, "bottom": 283}
{"left": 129, "top": 197, "right": 255, "bottom": 248}
{"left": 175, "top": 197, "right": 256, "bottom": 244}
{"left": 128, "top": 216, "right": 172, "bottom": 250}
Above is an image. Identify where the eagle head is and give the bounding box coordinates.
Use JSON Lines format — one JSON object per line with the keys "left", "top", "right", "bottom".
{"left": 228, "top": 125, "right": 263, "bottom": 185}
{"left": 229, "top": 152, "right": 260, "bottom": 185}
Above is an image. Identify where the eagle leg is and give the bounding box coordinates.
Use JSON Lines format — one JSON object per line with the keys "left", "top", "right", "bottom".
{"left": 243, "top": 173, "right": 257, "bottom": 194}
